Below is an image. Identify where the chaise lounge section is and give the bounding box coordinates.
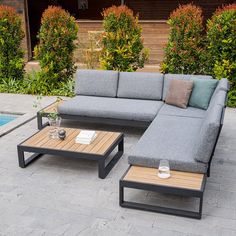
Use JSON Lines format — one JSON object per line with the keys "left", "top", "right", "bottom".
{"left": 129, "top": 77, "right": 228, "bottom": 176}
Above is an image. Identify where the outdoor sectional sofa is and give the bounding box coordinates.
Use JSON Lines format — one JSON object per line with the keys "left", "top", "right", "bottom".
{"left": 58, "top": 69, "right": 229, "bottom": 177}
{"left": 55, "top": 69, "right": 228, "bottom": 218}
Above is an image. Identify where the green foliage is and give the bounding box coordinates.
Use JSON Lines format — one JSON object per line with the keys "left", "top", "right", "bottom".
{"left": 0, "top": 5, "right": 24, "bottom": 81}
{"left": 34, "top": 6, "right": 78, "bottom": 86}
{"left": 100, "top": 5, "right": 149, "bottom": 72}
{"left": 206, "top": 4, "right": 236, "bottom": 97}
{"left": 50, "top": 79, "right": 75, "bottom": 97}
{"left": 0, "top": 77, "right": 23, "bottom": 93}
{"left": 0, "top": 69, "right": 75, "bottom": 97}
{"left": 228, "top": 90, "right": 236, "bottom": 107}
{"left": 23, "top": 70, "right": 51, "bottom": 95}
{"left": 24, "top": 70, "right": 75, "bottom": 96}
{"left": 161, "top": 4, "right": 207, "bottom": 74}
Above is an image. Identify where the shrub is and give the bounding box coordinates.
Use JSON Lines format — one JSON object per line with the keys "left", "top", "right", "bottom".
{"left": 50, "top": 79, "right": 75, "bottom": 97}
{"left": 0, "top": 78, "right": 23, "bottom": 93}
{"left": 100, "top": 5, "right": 149, "bottom": 71}
{"left": 206, "top": 4, "right": 236, "bottom": 107}
{"left": 161, "top": 4, "right": 207, "bottom": 74}
{"left": 0, "top": 69, "right": 75, "bottom": 97}
{"left": 23, "top": 70, "right": 51, "bottom": 95}
{"left": 0, "top": 5, "right": 24, "bottom": 81}
{"left": 34, "top": 6, "right": 78, "bottom": 87}
{"left": 23, "top": 70, "right": 75, "bottom": 96}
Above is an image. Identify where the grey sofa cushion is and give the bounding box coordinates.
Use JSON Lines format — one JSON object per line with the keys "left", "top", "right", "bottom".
{"left": 58, "top": 96, "right": 163, "bottom": 122}
{"left": 75, "top": 69, "right": 119, "bottom": 97}
{"left": 128, "top": 115, "right": 208, "bottom": 173}
{"left": 188, "top": 77, "right": 218, "bottom": 110}
{"left": 163, "top": 74, "right": 213, "bottom": 100}
{"left": 117, "top": 72, "right": 164, "bottom": 100}
{"left": 208, "top": 90, "right": 227, "bottom": 109}
{"left": 214, "top": 78, "right": 230, "bottom": 94}
{"left": 159, "top": 104, "right": 206, "bottom": 118}
{"left": 194, "top": 104, "right": 223, "bottom": 163}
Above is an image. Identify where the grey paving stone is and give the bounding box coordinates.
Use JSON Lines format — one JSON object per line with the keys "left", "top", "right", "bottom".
{"left": 0, "top": 94, "right": 236, "bottom": 235}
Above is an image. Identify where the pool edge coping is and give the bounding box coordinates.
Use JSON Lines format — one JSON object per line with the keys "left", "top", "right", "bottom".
{"left": 0, "top": 112, "right": 36, "bottom": 137}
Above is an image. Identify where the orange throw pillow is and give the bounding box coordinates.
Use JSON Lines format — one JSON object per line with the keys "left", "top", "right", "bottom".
{"left": 165, "top": 79, "right": 194, "bottom": 109}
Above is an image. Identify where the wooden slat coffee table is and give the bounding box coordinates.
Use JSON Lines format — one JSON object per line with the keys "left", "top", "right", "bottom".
{"left": 17, "top": 126, "right": 124, "bottom": 179}
{"left": 120, "top": 166, "right": 206, "bottom": 219}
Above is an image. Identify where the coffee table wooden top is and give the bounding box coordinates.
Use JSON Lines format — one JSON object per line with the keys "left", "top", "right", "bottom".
{"left": 123, "top": 166, "right": 204, "bottom": 191}
{"left": 21, "top": 126, "right": 122, "bottom": 156}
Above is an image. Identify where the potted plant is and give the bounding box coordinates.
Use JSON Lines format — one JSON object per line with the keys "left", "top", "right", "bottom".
{"left": 33, "top": 96, "right": 62, "bottom": 139}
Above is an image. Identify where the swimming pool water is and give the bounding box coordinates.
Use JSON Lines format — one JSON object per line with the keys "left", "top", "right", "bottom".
{"left": 0, "top": 114, "right": 18, "bottom": 126}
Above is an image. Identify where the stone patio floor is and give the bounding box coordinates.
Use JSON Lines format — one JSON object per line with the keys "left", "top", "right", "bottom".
{"left": 0, "top": 93, "right": 236, "bottom": 236}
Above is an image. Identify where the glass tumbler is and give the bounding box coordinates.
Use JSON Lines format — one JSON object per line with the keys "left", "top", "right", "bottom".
{"left": 158, "top": 159, "right": 171, "bottom": 179}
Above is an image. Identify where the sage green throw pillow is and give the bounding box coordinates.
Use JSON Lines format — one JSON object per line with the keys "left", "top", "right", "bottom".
{"left": 189, "top": 78, "right": 218, "bottom": 110}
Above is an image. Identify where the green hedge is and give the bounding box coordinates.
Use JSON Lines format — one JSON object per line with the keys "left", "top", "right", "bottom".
{"left": 206, "top": 4, "right": 236, "bottom": 107}
{"left": 0, "top": 5, "right": 24, "bottom": 81}
{"left": 161, "top": 4, "right": 207, "bottom": 74}
{"left": 161, "top": 3, "right": 236, "bottom": 107}
{"left": 34, "top": 6, "right": 78, "bottom": 93}
{"left": 100, "top": 5, "right": 149, "bottom": 71}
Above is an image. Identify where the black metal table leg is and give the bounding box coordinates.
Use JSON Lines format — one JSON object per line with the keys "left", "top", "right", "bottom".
{"left": 119, "top": 181, "right": 124, "bottom": 205}
{"left": 37, "top": 112, "right": 43, "bottom": 130}
{"left": 18, "top": 146, "right": 26, "bottom": 168}
{"left": 17, "top": 146, "right": 43, "bottom": 168}
{"left": 98, "top": 138, "right": 124, "bottom": 179}
{"left": 119, "top": 181, "right": 204, "bottom": 219}
{"left": 37, "top": 112, "right": 49, "bottom": 130}
{"left": 98, "top": 160, "right": 106, "bottom": 179}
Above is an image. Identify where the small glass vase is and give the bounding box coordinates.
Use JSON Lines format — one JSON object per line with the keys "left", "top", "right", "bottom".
{"left": 48, "top": 116, "right": 61, "bottom": 139}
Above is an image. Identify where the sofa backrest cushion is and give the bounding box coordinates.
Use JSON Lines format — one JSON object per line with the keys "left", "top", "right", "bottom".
{"left": 75, "top": 69, "right": 119, "bottom": 97}
{"left": 117, "top": 72, "right": 164, "bottom": 100}
{"left": 216, "top": 78, "right": 230, "bottom": 92}
{"left": 211, "top": 78, "right": 229, "bottom": 101}
{"left": 163, "top": 74, "right": 213, "bottom": 101}
{"left": 194, "top": 104, "right": 223, "bottom": 163}
{"left": 208, "top": 90, "right": 227, "bottom": 109}
{"left": 188, "top": 77, "right": 218, "bottom": 110}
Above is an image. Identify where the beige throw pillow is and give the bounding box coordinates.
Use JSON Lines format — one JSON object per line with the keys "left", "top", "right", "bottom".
{"left": 165, "top": 79, "right": 194, "bottom": 109}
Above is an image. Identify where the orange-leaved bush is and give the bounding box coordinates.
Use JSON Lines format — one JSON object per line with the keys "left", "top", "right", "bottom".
{"left": 161, "top": 3, "right": 207, "bottom": 74}
{"left": 100, "top": 5, "right": 149, "bottom": 71}
{"left": 206, "top": 4, "right": 236, "bottom": 107}
{"left": 34, "top": 6, "right": 78, "bottom": 93}
{"left": 0, "top": 5, "right": 24, "bottom": 81}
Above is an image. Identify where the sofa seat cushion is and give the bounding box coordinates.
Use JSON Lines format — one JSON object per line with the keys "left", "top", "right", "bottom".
{"left": 58, "top": 96, "right": 163, "bottom": 122}
{"left": 75, "top": 69, "right": 119, "bottom": 97}
{"left": 159, "top": 104, "right": 206, "bottom": 118}
{"left": 128, "top": 116, "right": 208, "bottom": 173}
{"left": 117, "top": 72, "right": 164, "bottom": 100}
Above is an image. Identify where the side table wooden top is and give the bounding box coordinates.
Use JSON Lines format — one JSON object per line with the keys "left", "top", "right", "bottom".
{"left": 123, "top": 166, "right": 204, "bottom": 191}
